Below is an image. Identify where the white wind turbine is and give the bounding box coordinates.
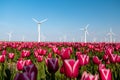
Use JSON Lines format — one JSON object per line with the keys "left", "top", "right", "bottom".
{"left": 59, "top": 37, "right": 62, "bottom": 42}
{"left": 22, "top": 35, "right": 25, "bottom": 41}
{"left": 7, "top": 32, "right": 12, "bottom": 41}
{"left": 107, "top": 28, "right": 115, "bottom": 43}
{"left": 63, "top": 35, "right": 67, "bottom": 42}
{"left": 41, "top": 34, "right": 46, "bottom": 42}
{"left": 32, "top": 18, "right": 48, "bottom": 42}
{"left": 80, "top": 24, "right": 89, "bottom": 43}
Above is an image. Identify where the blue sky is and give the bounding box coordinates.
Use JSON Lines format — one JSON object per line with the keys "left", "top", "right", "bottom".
{"left": 0, "top": 0, "right": 120, "bottom": 42}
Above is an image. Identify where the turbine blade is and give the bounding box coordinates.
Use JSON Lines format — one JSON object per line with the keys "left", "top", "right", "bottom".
{"left": 111, "top": 32, "right": 115, "bottom": 36}
{"left": 86, "top": 31, "right": 89, "bottom": 35}
{"left": 40, "top": 18, "right": 48, "bottom": 23}
{"left": 85, "top": 24, "right": 89, "bottom": 29}
{"left": 32, "top": 18, "right": 39, "bottom": 23}
{"left": 107, "top": 32, "right": 111, "bottom": 36}
{"left": 80, "top": 28, "right": 84, "bottom": 30}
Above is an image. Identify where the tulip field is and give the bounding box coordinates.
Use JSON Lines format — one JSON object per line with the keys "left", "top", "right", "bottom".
{"left": 0, "top": 41, "right": 120, "bottom": 80}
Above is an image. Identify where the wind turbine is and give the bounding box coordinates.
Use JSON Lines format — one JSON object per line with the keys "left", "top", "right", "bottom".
{"left": 22, "top": 35, "right": 25, "bottom": 41}
{"left": 41, "top": 34, "right": 46, "bottom": 42}
{"left": 63, "top": 35, "right": 67, "bottom": 42}
{"left": 80, "top": 24, "right": 89, "bottom": 43}
{"left": 93, "top": 37, "right": 97, "bottom": 42}
{"left": 32, "top": 18, "right": 48, "bottom": 42}
{"left": 107, "top": 28, "right": 115, "bottom": 43}
{"left": 7, "top": 32, "right": 12, "bottom": 41}
{"left": 59, "top": 37, "right": 62, "bottom": 42}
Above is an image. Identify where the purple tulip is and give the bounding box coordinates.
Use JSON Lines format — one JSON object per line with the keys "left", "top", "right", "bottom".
{"left": 14, "top": 64, "right": 38, "bottom": 80}
{"left": 46, "top": 58, "right": 59, "bottom": 73}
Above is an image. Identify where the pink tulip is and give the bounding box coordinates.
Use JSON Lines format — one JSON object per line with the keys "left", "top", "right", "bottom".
{"left": 105, "top": 47, "right": 113, "bottom": 55}
{"left": 77, "top": 54, "right": 89, "bottom": 66}
{"left": 76, "top": 51, "right": 82, "bottom": 57}
{"left": 99, "top": 68, "right": 112, "bottom": 80}
{"left": 93, "top": 56, "right": 101, "bottom": 65}
{"left": 60, "top": 47, "right": 72, "bottom": 59}
{"left": 52, "top": 46, "right": 58, "bottom": 53}
{"left": 103, "top": 54, "right": 108, "bottom": 61}
{"left": 47, "top": 58, "right": 59, "bottom": 73}
{"left": 109, "top": 53, "right": 117, "bottom": 63}
{"left": 60, "top": 64, "right": 64, "bottom": 74}
{"left": 81, "top": 71, "right": 99, "bottom": 80}
{"left": 116, "top": 55, "right": 120, "bottom": 63}
{"left": 17, "top": 60, "right": 26, "bottom": 71}
{"left": 48, "top": 53, "right": 52, "bottom": 58}
{"left": 8, "top": 53, "right": 15, "bottom": 59}
{"left": 98, "top": 64, "right": 106, "bottom": 70}
{"left": 25, "top": 59, "right": 32, "bottom": 66}
{"left": 37, "top": 55, "right": 43, "bottom": 62}
{"left": 0, "top": 55, "right": 5, "bottom": 63}
{"left": 64, "top": 59, "right": 80, "bottom": 78}
{"left": 21, "top": 50, "right": 30, "bottom": 58}
{"left": 34, "top": 49, "right": 46, "bottom": 56}
{"left": 2, "top": 50, "right": 7, "bottom": 55}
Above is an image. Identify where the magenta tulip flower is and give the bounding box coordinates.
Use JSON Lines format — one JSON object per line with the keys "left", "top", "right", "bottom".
{"left": 105, "top": 47, "right": 113, "bottom": 55}
{"left": 47, "top": 58, "right": 59, "bottom": 73}
{"left": 25, "top": 59, "right": 32, "bottom": 66}
{"left": 2, "top": 50, "right": 7, "bottom": 55}
{"left": 16, "top": 60, "right": 26, "bottom": 71}
{"left": 34, "top": 49, "right": 46, "bottom": 56}
{"left": 52, "top": 46, "right": 58, "bottom": 53}
{"left": 0, "top": 55, "right": 5, "bottom": 63}
{"left": 37, "top": 55, "right": 43, "bottom": 62}
{"left": 81, "top": 71, "right": 99, "bottom": 80}
{"left": 103, "top": 54, "right": 108, "bottom": 61}
{"left": 60, "top": 47, "right": 72, "bottom": 60}
{"left": 99, "top": 68, "right": 112, "bottom": 80}
{"left": 93, "top": 56, "right": 101, "bottom": 65}
{"left": 116, "top": 55, "right": 120, "bottom": 63}
{"left": 21, "top": 50, "right": 30, "bottom": 58}
{"left": 98, "top": 64, "right": 106, "bottom": 71}
{"left": 77, "top": 54, "right": 89, "bottom": 66}
{"left": 8, "top": 53, "right": 15, "bottom": 59}
{"left": 64, "top": 59, "right": 80, "bottom": 78}
{"left": 109, "top": 53, "right": 117, "bottom": 63}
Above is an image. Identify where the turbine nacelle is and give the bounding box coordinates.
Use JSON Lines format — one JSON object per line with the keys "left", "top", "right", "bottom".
{"left": 80, "top": 24, "right": 89, "bottom": 35}
{"left": 32, "top": 18, "right": 48, "bottom": 24}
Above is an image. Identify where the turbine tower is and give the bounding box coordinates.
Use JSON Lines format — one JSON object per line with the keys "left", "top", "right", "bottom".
{"left": 22, "top": 35, "right": 25, "bottom": 41}
{"left": 7, "top": 32, "right": 12, "bottom": 41}
{"left": 32, "top": 18, "right": 47, "bottom": 42}
{"left": 80, "top": 24, "right": 89, "bottom": 43}
{"left": 107, "top": 28, "right": 115, "bottom": 43}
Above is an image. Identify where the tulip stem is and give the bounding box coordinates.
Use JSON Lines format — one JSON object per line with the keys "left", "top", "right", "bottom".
{"left": 51, "top": 73, "right": 55, "bottom": 80}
